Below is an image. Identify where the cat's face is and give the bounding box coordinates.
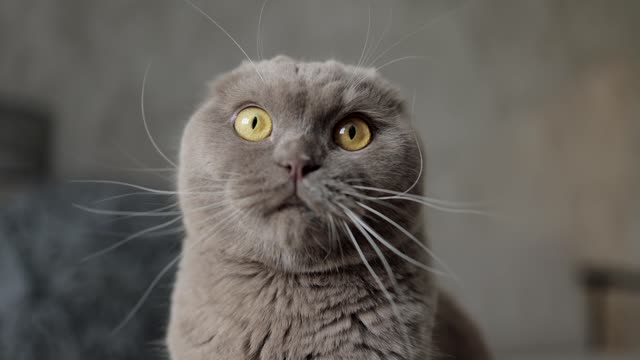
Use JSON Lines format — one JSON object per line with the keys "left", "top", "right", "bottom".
{"left": 179, "top": 56, "right": 421, "bottom": 271}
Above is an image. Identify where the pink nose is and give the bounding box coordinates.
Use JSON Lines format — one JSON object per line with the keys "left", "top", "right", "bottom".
{"left": 280, "top": 158, "right": 320, "bottom": 181}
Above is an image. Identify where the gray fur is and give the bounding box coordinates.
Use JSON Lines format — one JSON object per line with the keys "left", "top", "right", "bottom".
{"left": 168, "top": 56, "right": 445, "bottom": 359}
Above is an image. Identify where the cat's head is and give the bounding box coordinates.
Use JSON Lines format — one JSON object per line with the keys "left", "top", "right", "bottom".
{"left": 179, "top": 56, "right": 421, "bottom": 271}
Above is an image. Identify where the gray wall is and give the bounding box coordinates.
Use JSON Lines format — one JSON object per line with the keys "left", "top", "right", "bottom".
{"left": 2, "top": 0, "right": 639, "bottom": 355}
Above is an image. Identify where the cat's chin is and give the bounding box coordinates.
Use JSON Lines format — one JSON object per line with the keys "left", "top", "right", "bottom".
{"left": 271, "top": 194, "right": 308, "bottom": 213}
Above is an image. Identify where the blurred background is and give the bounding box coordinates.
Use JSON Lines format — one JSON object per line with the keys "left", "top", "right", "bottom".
{"left": 0, "top": 0, "right": 639, "bottom": 359}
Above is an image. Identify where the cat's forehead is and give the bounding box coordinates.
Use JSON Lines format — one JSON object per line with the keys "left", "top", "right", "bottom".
{"left": 208, "top": 56, "right": 405, "bottom": 124}
{"left": 257, "top": 56, "right": 374, "bottom": 85}
{"left": 215, "top": 57, "right": 375, "bottom": 94}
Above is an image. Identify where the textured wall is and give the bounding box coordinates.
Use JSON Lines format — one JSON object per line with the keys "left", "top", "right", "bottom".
{"left": 1, "top": 0, "right": 639, "bottom": 355}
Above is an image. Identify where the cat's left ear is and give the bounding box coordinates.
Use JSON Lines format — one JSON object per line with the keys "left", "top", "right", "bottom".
{"left": 269, "top": 55, "right": 295, "bottom": 63}
{"left": 353, "top": 66, "right": 379, "bottom": 83}
{"left": 205, "top": 63, "right": 251, "bottom": 99}
{"left": 364, "top": 67, "right": 378, "bottom": 75}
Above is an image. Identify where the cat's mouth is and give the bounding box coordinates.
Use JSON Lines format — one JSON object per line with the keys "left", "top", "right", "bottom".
{"left": 273, "top": 195, "right": 308, "bottom": 212}
{"left": 261, "top": 178, "right": 355, "bottom": 219}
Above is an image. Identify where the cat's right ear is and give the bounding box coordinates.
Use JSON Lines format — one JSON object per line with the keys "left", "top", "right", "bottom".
{"left": 205, "top": 69, "right": 245, "bottom": 99}
{"left": 205, "top": 75, "right": 228, "bottom": 98}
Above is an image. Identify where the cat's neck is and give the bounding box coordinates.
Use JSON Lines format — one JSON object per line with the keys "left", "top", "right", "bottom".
{"left": 170, "top": 241, "right": 435, "bottom": 359}
{"left": 179, "top": 244, "right": 431, "bottom": 315}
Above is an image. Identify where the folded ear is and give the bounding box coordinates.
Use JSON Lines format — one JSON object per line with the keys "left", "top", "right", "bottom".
{"left": 269, "top": 55, "right": 295, "bottom": 63}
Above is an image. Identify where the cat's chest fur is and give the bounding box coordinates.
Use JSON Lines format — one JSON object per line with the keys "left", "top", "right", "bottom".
{"left": 168, "top": 248, "right": 436, "bottom": 360}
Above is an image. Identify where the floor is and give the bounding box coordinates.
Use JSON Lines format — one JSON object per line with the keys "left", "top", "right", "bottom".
{"left": 509, "top": 353, "right": 639, "bottom": 360}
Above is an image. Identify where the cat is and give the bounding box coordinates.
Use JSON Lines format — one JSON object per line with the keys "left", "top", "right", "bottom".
{"left": 167, "top": 55, "right": 491, "bottom": 360}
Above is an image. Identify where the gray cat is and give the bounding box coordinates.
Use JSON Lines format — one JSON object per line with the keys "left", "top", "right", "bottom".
{"left": 168, "top": 56, "right": 490, "bottom": 360}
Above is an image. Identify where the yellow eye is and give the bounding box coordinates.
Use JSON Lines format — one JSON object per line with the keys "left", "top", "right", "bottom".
{"left": 234, "top": 107, "right": 272, "bottom": 142}
{"left": 334, "top": 117, "right": 372, "bottom": 151}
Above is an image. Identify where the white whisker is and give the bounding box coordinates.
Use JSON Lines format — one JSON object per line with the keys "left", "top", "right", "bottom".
{"left": 93, "top": 192, "right": 176, "bottom": 204}
{"left": 341, "top": 205, "right": 449, "bottom": 277}
{"left": 119, "top": 167, "right": 177, "bottom": 173}
{"left": 76, "top": 194, "right": 232, "bottom": 218}
{"left": 256, "top": 0, "right": 270, "bottom": 60}
{"left": 349, "top": 214, "right": 399, "bottom": 291}
{"left": 141, "top": 63, "right": 178, "bottom": 168}
{"left": 143, "top": 225, "right": 186, "bottom": 238}
{"left": 367, "top": 192, "right": 490, "bottom": 216}
{"left": 312, "top": 231, "right": 331, "bottom": 259}
{"left": 356, "top": 0, "right": 372, "bottom": 69}
{"left": 362, "top": 6, "right": 393, "bottom": 68}
{"left": 92, "top": 188, "right": 225, "bottom": 204}
{"left": 328, "top": 213, "right": 344, "bottom": 268}
{"left": 364, "top": 91, "right": 423, "bottom": 200}
{"left": 73, "top": 204, "right": 181, "bottom": 217}
{"left": 356, "top": 201, "right": 458, "bottom": 281}
{"left": 353, "top": 185, "right": 478, "bottom": 207}
{"left": 71, "top": 180, "right": 177, "bottom": 195}
{"left": 345, "top": 0, "right": 372, "bottom": 91}
{"left": 82, "top": 196, "right": 235, "bottom": 263}
{"left": 374, "top": 55, "right": 428, "bottom": 72}
{"left": 341, "top": 220, "right": 410, "bottom": 352}
{"left": 404, "top": 196, "right": 494, "bottom": 216}
{"left": 111, "top": 252, "right": 181, "bottom": 334}
{"left": 81, "top": 216, "right": 183, "bottom": 263}
{"left": 113, "top": 146, "right": 175, "bottom": 183}
{"left": 183, "top": 0, "right": 265, "bottom": 82}
{"left": 366, "top": 1, "right": 471, "bottom": 68}
{"left": 112, "top": 206, "right": 242, "bottom": 334}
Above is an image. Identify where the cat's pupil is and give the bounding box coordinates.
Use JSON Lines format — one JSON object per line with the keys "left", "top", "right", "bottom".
{"left": 251, "top": 116, "right": 258, "bottom": 129}
{"left": 348, "top": 125, "right": 356, "bottom": 139}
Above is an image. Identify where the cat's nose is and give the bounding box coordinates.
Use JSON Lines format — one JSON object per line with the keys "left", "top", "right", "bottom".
{"left": 280, "top": 157, "right": 320, "bottom": 181}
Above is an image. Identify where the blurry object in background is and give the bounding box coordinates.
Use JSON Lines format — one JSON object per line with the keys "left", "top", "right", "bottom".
{"left": 564, "top": 60, "right": 638, "bottom": 270}
{"left": 515, "top": 57, "right": 639, "bottom": 269}
{"left": 0, "top": 183, "right": 181, "bottom": 360}
{"left": 513, "top": 55, "right": 640, "bottom": 354}
{"left": 0, "top": 100, "right": 50, "bottom": 197}
{"left": 1, "top": 0, "right": 639, "bottom": 357}
{"left": 512, "top": 353, "right": 640, "bottom": 360}
{"left": 554, "top": 60, "right": 640, "bottom": 354}
{"left": 583, "top": 266, "right": 640, "bottom": 353}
